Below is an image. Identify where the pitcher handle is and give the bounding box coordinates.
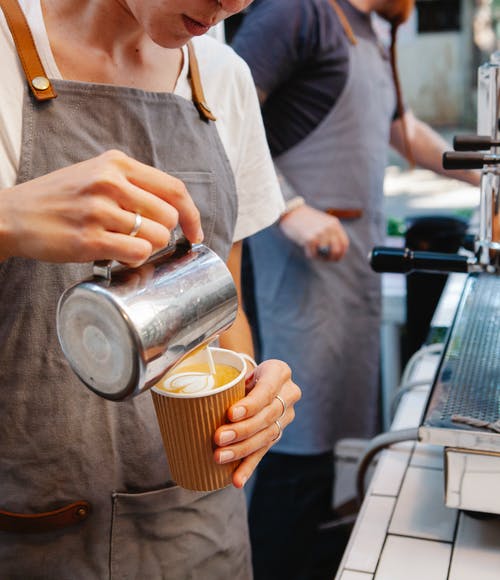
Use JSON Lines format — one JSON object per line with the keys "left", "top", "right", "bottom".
{"left": 92, "top": 228, "right": 189, "bottom": 280}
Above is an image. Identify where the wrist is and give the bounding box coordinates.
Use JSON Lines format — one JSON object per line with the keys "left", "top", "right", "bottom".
{"left": 279, "top": 196, "right": 305, "bottom": 222}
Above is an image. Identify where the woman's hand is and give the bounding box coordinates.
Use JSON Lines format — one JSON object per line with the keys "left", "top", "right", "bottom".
{"left": 213, "top": 359, "right": 301, "bottom": 488}
{"left": 0, "top": 150, "right": 203, "bottom": 265}
{"left": 279, "top": 204, "right": 349, "bottom": 261}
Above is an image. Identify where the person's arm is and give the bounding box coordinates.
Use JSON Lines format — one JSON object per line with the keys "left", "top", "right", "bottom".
{"left": 271, "top": 163, "right": 349, "bottom": 261}
{"left": 390, "top": 110, "right": 481, "bottom": 187}
{"left": 279, "top": 202, "right": 350, "bottom": 261}
{"left": 215, "top": 241, "right": 301, "bottom": 488}
{"left": 0, "top": 150, "right": 204, "bottom": 265}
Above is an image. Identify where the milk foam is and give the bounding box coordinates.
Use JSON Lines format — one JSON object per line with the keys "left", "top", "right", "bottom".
{"left": 162, "top": 372, "right": 215, "bottom": 394}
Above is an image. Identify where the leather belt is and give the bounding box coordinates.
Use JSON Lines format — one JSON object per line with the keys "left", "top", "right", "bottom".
{"left": 325, "top": 208, "right": 363, "bottom": 220}
{"left": 0, "top": 501, "right": 91, "bottom": 533}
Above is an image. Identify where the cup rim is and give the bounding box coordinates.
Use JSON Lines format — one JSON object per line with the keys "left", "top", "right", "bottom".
{"left": 151, "top": 347, "right": 246, "bottom": 399}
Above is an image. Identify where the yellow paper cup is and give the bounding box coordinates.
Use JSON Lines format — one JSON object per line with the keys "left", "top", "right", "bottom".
{"left": 151, "top": 347, "right": 246, "bottom": 491}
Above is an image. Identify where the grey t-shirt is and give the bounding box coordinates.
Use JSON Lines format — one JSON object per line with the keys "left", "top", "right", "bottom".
{"left": 231, "top": 0, "right": 392, "bottom": 157}
{"left": 232, "top": 0, "right": 348, "bottom": 156}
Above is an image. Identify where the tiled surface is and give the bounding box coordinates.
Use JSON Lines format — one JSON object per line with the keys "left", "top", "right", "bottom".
{"left": 448, "top": 512, "right": 500, "bottom": 580}
{"left": 375, "top": 536, "right": 452, "bottom": 580}
{"left": 343, "top": 495, "right": 396, "bottom": 573}
{"left": 369, "top": 442, "right": 413, "bottom": 497}
{"left": 388, "top": 466, "right": 458, "bottom": 542}
{"left": 336, "top": 274, "right": 500, "bottom": 580}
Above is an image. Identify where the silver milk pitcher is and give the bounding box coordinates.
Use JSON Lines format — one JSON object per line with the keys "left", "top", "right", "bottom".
{"left": 56, "top": 236, "right": 238, "bottom": 400}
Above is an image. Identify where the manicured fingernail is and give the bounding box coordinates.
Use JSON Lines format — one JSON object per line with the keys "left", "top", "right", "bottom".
{"left": 240, "top": 476, "right": 248, "bottom": 488}
{"left": 196, "top": 227, "right": 204, "bottom": 244}
{"left": 231, "top": 406, "right": 246, "bottom": 420}
{"left": 218, "top": 450, "right": 235, "bottom": 464}
{"left": 219, "top": 430, "right": 236, "bottom": 444}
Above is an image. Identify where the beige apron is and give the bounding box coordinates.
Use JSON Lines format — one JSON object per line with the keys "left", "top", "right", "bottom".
{"left": 0, "top": 1, "right": 251, "bottom": 578}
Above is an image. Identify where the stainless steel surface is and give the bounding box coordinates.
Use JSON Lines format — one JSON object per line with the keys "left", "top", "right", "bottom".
{"left": 477, "top": 52, "right": 500, "bottom": 268}
{"left": 477, "top": 51, "right": 500, "bottom": 140}
{"left": 419, "top": 274, "right": 500, "bottom": 452}
{"left": 57, "top": 242, "right": 238, "bottom": 400}
{"left": 479, "top": 170, "right": 500, "bottom": 265}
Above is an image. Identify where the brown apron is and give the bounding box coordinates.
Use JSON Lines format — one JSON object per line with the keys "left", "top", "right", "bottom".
{"left": 0, "top": 1, "right": 251, "bottom": 578}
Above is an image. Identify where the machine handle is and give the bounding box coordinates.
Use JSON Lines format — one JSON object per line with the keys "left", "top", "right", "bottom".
{"left": 442, "top": 151, "right": 500, "bottom": 170}
{"left": 453, "top": 135, "right": 499, "bottom": 151}
{"left": 369, "top": 247, "right": 470, "bottom": 274}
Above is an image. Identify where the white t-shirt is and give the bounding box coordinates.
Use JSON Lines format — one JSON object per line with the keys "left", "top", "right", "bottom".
{"left": 0, "top": 1, "right": 284, "bottom": 242}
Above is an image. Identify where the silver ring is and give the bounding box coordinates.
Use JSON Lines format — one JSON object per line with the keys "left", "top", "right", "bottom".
{"left": 272, "top": 419, "right": 283, "bottom": 443}
{"left": 317, "top": 245, "right": 331, "bottom": 258}
{"left": 274, "top": 394, "right": 287, "bottom": 419}
{"left": 129, "top": 212, "right": 142, "bottom": 237}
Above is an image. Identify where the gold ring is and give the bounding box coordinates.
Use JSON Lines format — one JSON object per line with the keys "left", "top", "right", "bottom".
{"left": 129, "top": 212, "right": 142, "bottom": 237}
{"left": 272, "top": 419, "right": 283, "bottom": 442}
{"left": 274, "top": 394, "right": 287, "bottom": 419}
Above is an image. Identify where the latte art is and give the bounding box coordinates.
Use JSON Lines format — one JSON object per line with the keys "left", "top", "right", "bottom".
{"left": 157, "top": 360, "right": 241, "bottom": 395}
{"left": 163, "top": 372, "right": 216, "bottom": 394}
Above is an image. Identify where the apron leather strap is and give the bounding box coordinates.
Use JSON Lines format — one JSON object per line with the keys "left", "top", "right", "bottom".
{"left": 0, "top": 1, "right": 214, "bottom": 119}
{"left": 388, "top": 23, "right": 415, "bottom": 167}
{"left": 327, "top": 0, "right": 414, "bottom": 166}
{"left": 187, "top": 41, "right": 216, "bottom": 122}
{"left": 0, "top": 501, "right": 91, "bottom": 534}
{"left": 0, "top": 0, "right": 57, "bottom": 100}
{"left": 327, "top": 0, "right": 357, "bottom": 45}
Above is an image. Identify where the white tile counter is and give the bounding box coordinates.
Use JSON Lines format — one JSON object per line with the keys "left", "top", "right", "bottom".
{"left": 335, "top": 274, "right": 500, "bottom": 580}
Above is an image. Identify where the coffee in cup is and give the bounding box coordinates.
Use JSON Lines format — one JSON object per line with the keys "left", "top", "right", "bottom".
{"left": 151, "top": 347, "right": 246, "bottom": 491}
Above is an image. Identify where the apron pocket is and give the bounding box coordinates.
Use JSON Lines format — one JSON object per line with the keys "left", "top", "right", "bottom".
{"left": 170, "top": 171, "right": 217, "bottom": 245}
{"left": 110, "top": 484, "right": 251, "bottom": 580}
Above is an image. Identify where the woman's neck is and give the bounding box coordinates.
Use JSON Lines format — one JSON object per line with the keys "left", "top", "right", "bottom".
{"left": 40, "top": 0, "right": 183, "bottom": 91}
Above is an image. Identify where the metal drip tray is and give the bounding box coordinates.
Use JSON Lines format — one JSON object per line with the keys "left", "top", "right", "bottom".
{"left": 419, "top": 273, "right": 500, "bottom": 452}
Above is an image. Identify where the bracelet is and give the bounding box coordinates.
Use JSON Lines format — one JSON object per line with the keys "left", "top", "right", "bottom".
{"left": 239, "top": 353, "right": 257, "bottom": 370}
{"left": 279, "top": 196, "right": 305, "bottom": 221}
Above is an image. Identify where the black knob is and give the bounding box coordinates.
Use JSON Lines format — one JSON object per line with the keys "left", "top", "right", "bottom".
{"left": 369, "top": 247, "right": 470, "bottom": 274}
{"left": 442, "top": 151, "right": 500, "bottom": 170}
{"left": 453, "top": 135, "right": 499, "bottom": 151}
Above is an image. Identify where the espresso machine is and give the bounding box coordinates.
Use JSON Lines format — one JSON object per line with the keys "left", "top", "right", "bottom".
{"left": 370, "top": 52, "right": 500, "bottom": 515}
